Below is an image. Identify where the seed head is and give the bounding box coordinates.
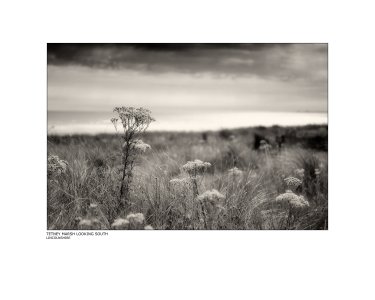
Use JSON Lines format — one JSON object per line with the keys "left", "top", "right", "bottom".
{"left": 276, "top": 191, "right": 310, "bottom": 209}
{"left": 113, "top": 107, "right": 155, "bottom": 131}
{"left": 284, "top": 176, "right": 302, "bottom": 190}
{"left": 182, "top": 159, "right": 211, "bottom": 176}
{"left": 198, "top": 189, "right": 225, "bottom": 205}
{"left": 126, "top": 213, "right": 145, "bottom": 225}
{"left": 111, "top": 218, "right": 130, "bottom": 229}
{"left": 276, "top": 190, "right": 300, "bottom": 203}
{"left": 133, "top": 139, "right": 151, "bottom": 153}
{"left": 123, "top": 139, "right": 151, "bottom": 153}
{"left": 78, "top": 218, "right": 102, "bottom": 229}
{"left": 289, "top": 195, "right": 310, "bottom": 209}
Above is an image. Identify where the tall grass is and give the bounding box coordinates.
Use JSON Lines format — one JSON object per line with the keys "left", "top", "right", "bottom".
{"left": 47, "top": 127, "right": 328, "bottom": 230}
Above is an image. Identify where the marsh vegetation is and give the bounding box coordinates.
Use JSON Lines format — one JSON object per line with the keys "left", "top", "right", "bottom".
{"left": 47, "top": 108, "right": 328, "bottom": 230}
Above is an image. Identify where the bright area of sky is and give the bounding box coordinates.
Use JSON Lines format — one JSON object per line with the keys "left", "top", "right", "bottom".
{"left": 47, "top": 44, "right": 327, "bottom": 134}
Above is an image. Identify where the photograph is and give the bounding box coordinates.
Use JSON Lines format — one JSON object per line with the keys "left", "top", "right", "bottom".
{"left": 47, "top": 43, "right": 328, "bottom": 230}
{"left": 5, "top": 1, "right": 375, "bottom": 299}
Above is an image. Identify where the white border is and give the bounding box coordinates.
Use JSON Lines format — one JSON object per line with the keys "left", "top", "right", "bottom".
{"left": 2, "top": 1, "right": 375, "bottom": 299}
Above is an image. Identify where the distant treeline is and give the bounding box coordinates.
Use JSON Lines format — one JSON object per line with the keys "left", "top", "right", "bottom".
{"left": 48, "top": 124, "right": 328, "bottom": 152}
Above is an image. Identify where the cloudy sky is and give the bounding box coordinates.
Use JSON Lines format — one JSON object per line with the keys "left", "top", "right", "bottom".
{"left": 47, "top": 44, "right": 327, "bottom": 132}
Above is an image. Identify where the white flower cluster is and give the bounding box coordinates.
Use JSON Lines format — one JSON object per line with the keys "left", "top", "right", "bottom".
{"left": 228, "top": 167, "right": 243, "bottom": 177}
{"left": 126, "top": 212, "right": 145, "bottom": 224}
{"left": 198, "top": 189, "right": 225, "bottom": 205}
{"left": 182, "top": 159, "right": 211, "bottom": 176}
{"left": 289, "top": 195, "right": 310, "bottom": 209}
{"left": 276, "top": 190, "right": 300, "bottom": 203}
{"left": 111, "top": 212, "right": 147, "bottom": 230}
{"left": 122, "top": 139, "right": 151, "bottom": 154}
{"left": 111, "top": 218, "right": 130, "bottom": 229}
{"left": 112, "top": 107, "right": 155, "bottom": 130}
{"left": 48, "top": 155, "right": 68, "bottom": 178}
{"left": 78, "top": 218, "right": 102, "bottom": 230}
{"left": 284, "top": 176, "right": 302, "bottom": 190}
{"left": 276, "top": 190, "right": 309, "bottom": 209}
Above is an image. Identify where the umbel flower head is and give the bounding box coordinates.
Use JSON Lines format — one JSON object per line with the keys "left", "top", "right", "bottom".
{"left": 126, "top": 213, "right": 145, "bottom": 225}
{"left": 276, "top": 190, "right": 301, "bottom": 203}
{"left": 48, "top": 155, "right": 68, "bottom": 177}
{"left": 111, "top": 213, "right": 147, "bottom": 230}
{"left": 289, "top": 195, "right": 310, "bottom": 209}
{"left": 182, "top": 159, "right": 211, "bottom": 176}
{"left": 276, "top": 190, "right": 310, "bottom": 209}
{"left": 78, "top": 218, "right": 102, "bottom": 230}
{"left": 112, "top": 107, "right": 155, "bottom": 131}
{"left": 123, "top": 139, "right": 151, "bottom": 154}
{"left": 228, "top": 167, "right": 243, "bottom": 177}
{"left": 111, "top": 218, "right": 130, "bottom": 229}
{"left": 198, "top": 189, "right": 225, "bottom": 205}
{"left": 284, "top": 176, "right": 302, "bottom": 190}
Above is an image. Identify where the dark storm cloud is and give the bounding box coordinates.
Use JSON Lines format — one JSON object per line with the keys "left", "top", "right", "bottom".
{"left": 47, "top": 43, "right": 327, "bottom": 82}
{"left": 48, "top": 43, "right": 328, "bottom": 120}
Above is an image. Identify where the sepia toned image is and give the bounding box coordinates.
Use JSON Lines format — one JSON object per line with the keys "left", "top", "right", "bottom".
{"left": 47, "top": 43, "right": 328, "bottom": 230}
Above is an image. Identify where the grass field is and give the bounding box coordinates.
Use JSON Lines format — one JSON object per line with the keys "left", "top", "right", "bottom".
{"left": 47, "top": 124, "right": 328, "bottom": 230}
